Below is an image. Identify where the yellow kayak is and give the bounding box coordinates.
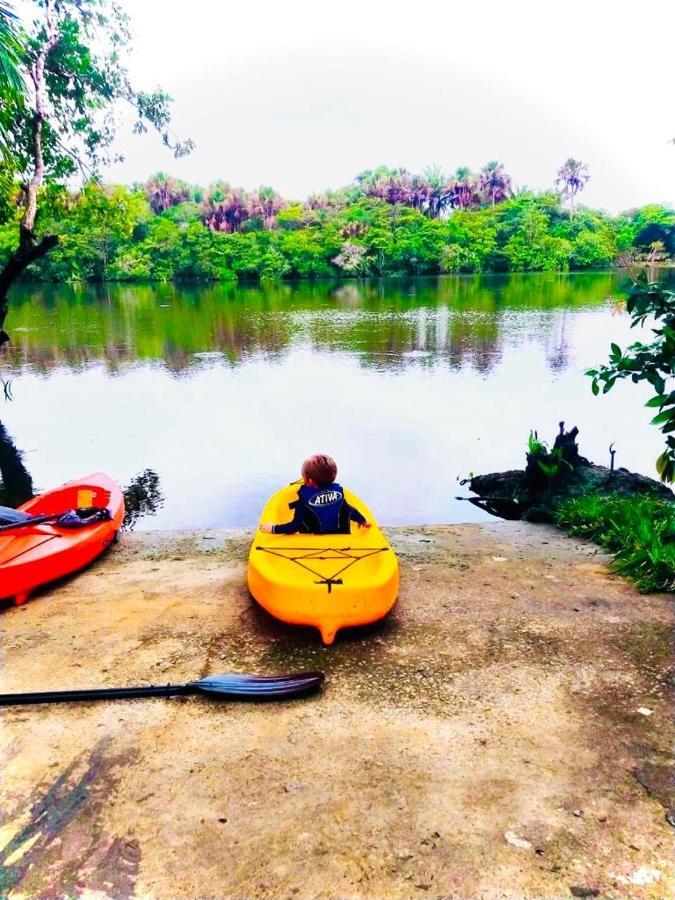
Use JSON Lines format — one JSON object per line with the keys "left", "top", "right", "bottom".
{"left": 248, "top": 484, "right": 399, "bottom": 645}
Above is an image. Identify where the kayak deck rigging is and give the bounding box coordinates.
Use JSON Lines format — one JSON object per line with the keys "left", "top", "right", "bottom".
{"left": 255, "top": 545, "right": 389, "bottom": 593}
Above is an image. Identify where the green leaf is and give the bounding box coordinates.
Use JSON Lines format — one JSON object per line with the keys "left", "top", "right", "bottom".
{"left": 646, "top": 371, "right": 666, "bottom": 394}
{"left": 591, "top": 380, "right": 599, "bottom": 396}
{"left": 656, "top": 451, "right": 674, "bottom": 483}
{"left": 645, "top": 395, "right": 665, "bottom": 408}
{"left": 656, "top": 455, "right": 665, "bottom": 478}
{"left": 650, "top": 409, "right": 673, "bottom": 426}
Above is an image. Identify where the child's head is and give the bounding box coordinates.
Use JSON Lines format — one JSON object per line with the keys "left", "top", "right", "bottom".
{"left": 302, "top": 454, "right": 337, "bottom": 488}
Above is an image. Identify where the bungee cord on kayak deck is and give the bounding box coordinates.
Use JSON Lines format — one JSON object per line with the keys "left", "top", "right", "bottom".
{"left": 255, "top": 545, "right": 390, "bottom": 593}
{"left": 0, "top": 533, "right": 60, "bottom": 567}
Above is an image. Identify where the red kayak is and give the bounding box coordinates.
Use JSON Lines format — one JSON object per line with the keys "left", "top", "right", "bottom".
{"left": 0, "top": 473, "right": 124, "bottom": 606}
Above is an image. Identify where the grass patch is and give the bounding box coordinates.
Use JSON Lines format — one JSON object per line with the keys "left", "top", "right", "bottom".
{"left": 555, "top": 494, "right": 675, "bottom": 593}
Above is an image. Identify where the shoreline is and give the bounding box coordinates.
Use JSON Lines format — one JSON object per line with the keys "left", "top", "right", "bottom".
{"left": 10, "top": 264, "right": 675, "bottom": 288}
{"left": 1, "top": 522, "right": 673, "bottom": 896}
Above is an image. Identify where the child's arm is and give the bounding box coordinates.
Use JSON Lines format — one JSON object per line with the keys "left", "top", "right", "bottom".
{"left": 349, "top": 505, "right": 371, "bottom": 529}
{"left": 260, "top": 501, "right": 303, "bottom": 534}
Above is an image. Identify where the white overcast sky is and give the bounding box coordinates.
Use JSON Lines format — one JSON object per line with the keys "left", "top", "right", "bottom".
{"left": 99, "top": 0, "right": 674, "bottom": 213}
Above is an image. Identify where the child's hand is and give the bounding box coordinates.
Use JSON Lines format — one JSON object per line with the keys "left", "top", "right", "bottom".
{"left": 260, "top": 522, "right": 274, "bottom": 533}
{"left": 358, "top": 521, "right": 371, "bottom": 529}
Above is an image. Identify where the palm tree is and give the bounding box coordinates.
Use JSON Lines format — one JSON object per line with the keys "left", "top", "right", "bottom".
{"left": 202, "top": 183, "right": 249, "bottom": 233}
{"left": 0, "top": 1, "right": 22, "bottom": 95}
{"left": 365, "top": 169, "right": 411, "bottom": 205}
{"left": 355, "top": 166, "right": 404, "bottom": 191}
{"left": 143, "top": 172, "right": 189, "bottom": 214}
{"left": 407, "top": 172, "right": 432, "bottom": 214}
{"left": 306, "top": 193, "right": 327, "bottom": 211}
{"left": 248, "top": 185, "right": 284, "bottom": 229}
{"left": 555, "top": 158, "right": 590, "bottom": 215}
{"left": 423, "top": 165, "right": 453, "bottom": 218}
{"left": 143, "top": 172, "right": 190, "bottom": 213}
{"left": 449, "top": 167, "right": 479, "bottom": 210}
{"left": 357, "top": 166, "right": 413, "bottom": 206}
{"left": 0, "top": 1, "right": 23, "bottom": 175}
{"left": 478, "top": 161, "right": 513, "bottom": 206}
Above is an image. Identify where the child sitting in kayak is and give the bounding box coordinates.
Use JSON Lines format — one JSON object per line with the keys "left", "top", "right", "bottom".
{"left": 260, "top": 454, "right": 371, "bottom": 535}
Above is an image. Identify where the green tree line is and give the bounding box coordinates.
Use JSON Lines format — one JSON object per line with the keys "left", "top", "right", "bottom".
{"left": 0, "top": 171, "right": 673, "bottom": 284}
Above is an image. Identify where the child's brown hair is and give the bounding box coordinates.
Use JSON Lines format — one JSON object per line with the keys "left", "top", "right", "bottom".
{"left": 302, "top": 454, "right": 337, "bottom": 488}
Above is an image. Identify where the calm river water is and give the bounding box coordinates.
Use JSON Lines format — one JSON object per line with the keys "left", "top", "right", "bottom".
{"left": 0, "top": 273, "right": 666, "bottom": 529}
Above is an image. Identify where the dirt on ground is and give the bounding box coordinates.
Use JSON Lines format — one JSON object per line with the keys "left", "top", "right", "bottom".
{"left": 0, "top": 522, "right": 673, "bottom": 899}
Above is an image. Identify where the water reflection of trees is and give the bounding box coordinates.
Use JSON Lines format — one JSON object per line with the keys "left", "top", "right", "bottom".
{"left": 546, "top": 309, "right": 571, "bottom": 373}
{"left": 0, "top": 421, "right": 34, "bottom": 506}
{"left": 122, "top": 469, "right": 164, "bottom": 530}
{"left": 0, "top": 420, "right": 163, "bottom": 529}
{"left": 2, "top": 273, "right": 627, "bottom": 377}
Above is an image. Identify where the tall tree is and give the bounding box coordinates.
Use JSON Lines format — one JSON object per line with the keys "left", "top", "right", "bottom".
{"left": 0, "top": 0, "right": 192, "bottom": 346}
{"left": 555, "top": 158, "right": 590, "bottom": 215}
{"left": 478, "top": 161, "right": 512, "bottom": 206}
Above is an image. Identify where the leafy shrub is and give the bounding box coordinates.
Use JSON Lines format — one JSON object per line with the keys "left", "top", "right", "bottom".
{"left": 526, "top": 430, "right": 571, "bottom": 480}
{"left": 260, "top": 247, "right": 291, "bottom": 281}
{"left": 570, "top": 230, "right": 615, "bottom": 268}
{"left": 555, "top": 494, "right": 675, "bottom": 592}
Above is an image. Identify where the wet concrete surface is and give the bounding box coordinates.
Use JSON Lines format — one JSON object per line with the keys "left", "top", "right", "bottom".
{"left": 0, "top": 523, "right": 673, "bottom": 898}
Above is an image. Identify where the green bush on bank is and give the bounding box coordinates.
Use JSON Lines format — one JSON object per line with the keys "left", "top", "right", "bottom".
{"left": 555, "top": 494, "right": 675, "bottom": 593}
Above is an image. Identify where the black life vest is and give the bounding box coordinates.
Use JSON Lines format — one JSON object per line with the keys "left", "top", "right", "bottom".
{"left": 293, "top": 483, "right": 352, "bottom": 534}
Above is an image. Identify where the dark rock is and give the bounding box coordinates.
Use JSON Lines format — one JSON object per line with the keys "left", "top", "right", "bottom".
{"left": 569, "top": 887, "right": 600, "bottom": 898}
{"left": 467, "top": 424, "right": 674, "bottom": 523}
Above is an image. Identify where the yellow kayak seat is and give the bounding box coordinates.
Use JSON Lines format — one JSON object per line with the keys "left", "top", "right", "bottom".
{"left": 247, "top": 484, "right": 399, "bottom": 645}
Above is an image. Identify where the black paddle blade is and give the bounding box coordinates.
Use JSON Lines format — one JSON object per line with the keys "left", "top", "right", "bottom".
{"left": 0, "top": 672, "right": 325, "bottom": 708}
{"left": 190, "top": 671, "right": 325, "bottom": 700}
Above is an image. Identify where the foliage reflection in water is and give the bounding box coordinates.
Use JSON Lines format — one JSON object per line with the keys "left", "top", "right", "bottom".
{"left": 0, "top": 419, "right": 163, "bottom": 530}
{"left": 122, "top": 469, "right": 164, "bottom": 530}
{"left": 3, "top": 272, "right": 622, "bottom": 372}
